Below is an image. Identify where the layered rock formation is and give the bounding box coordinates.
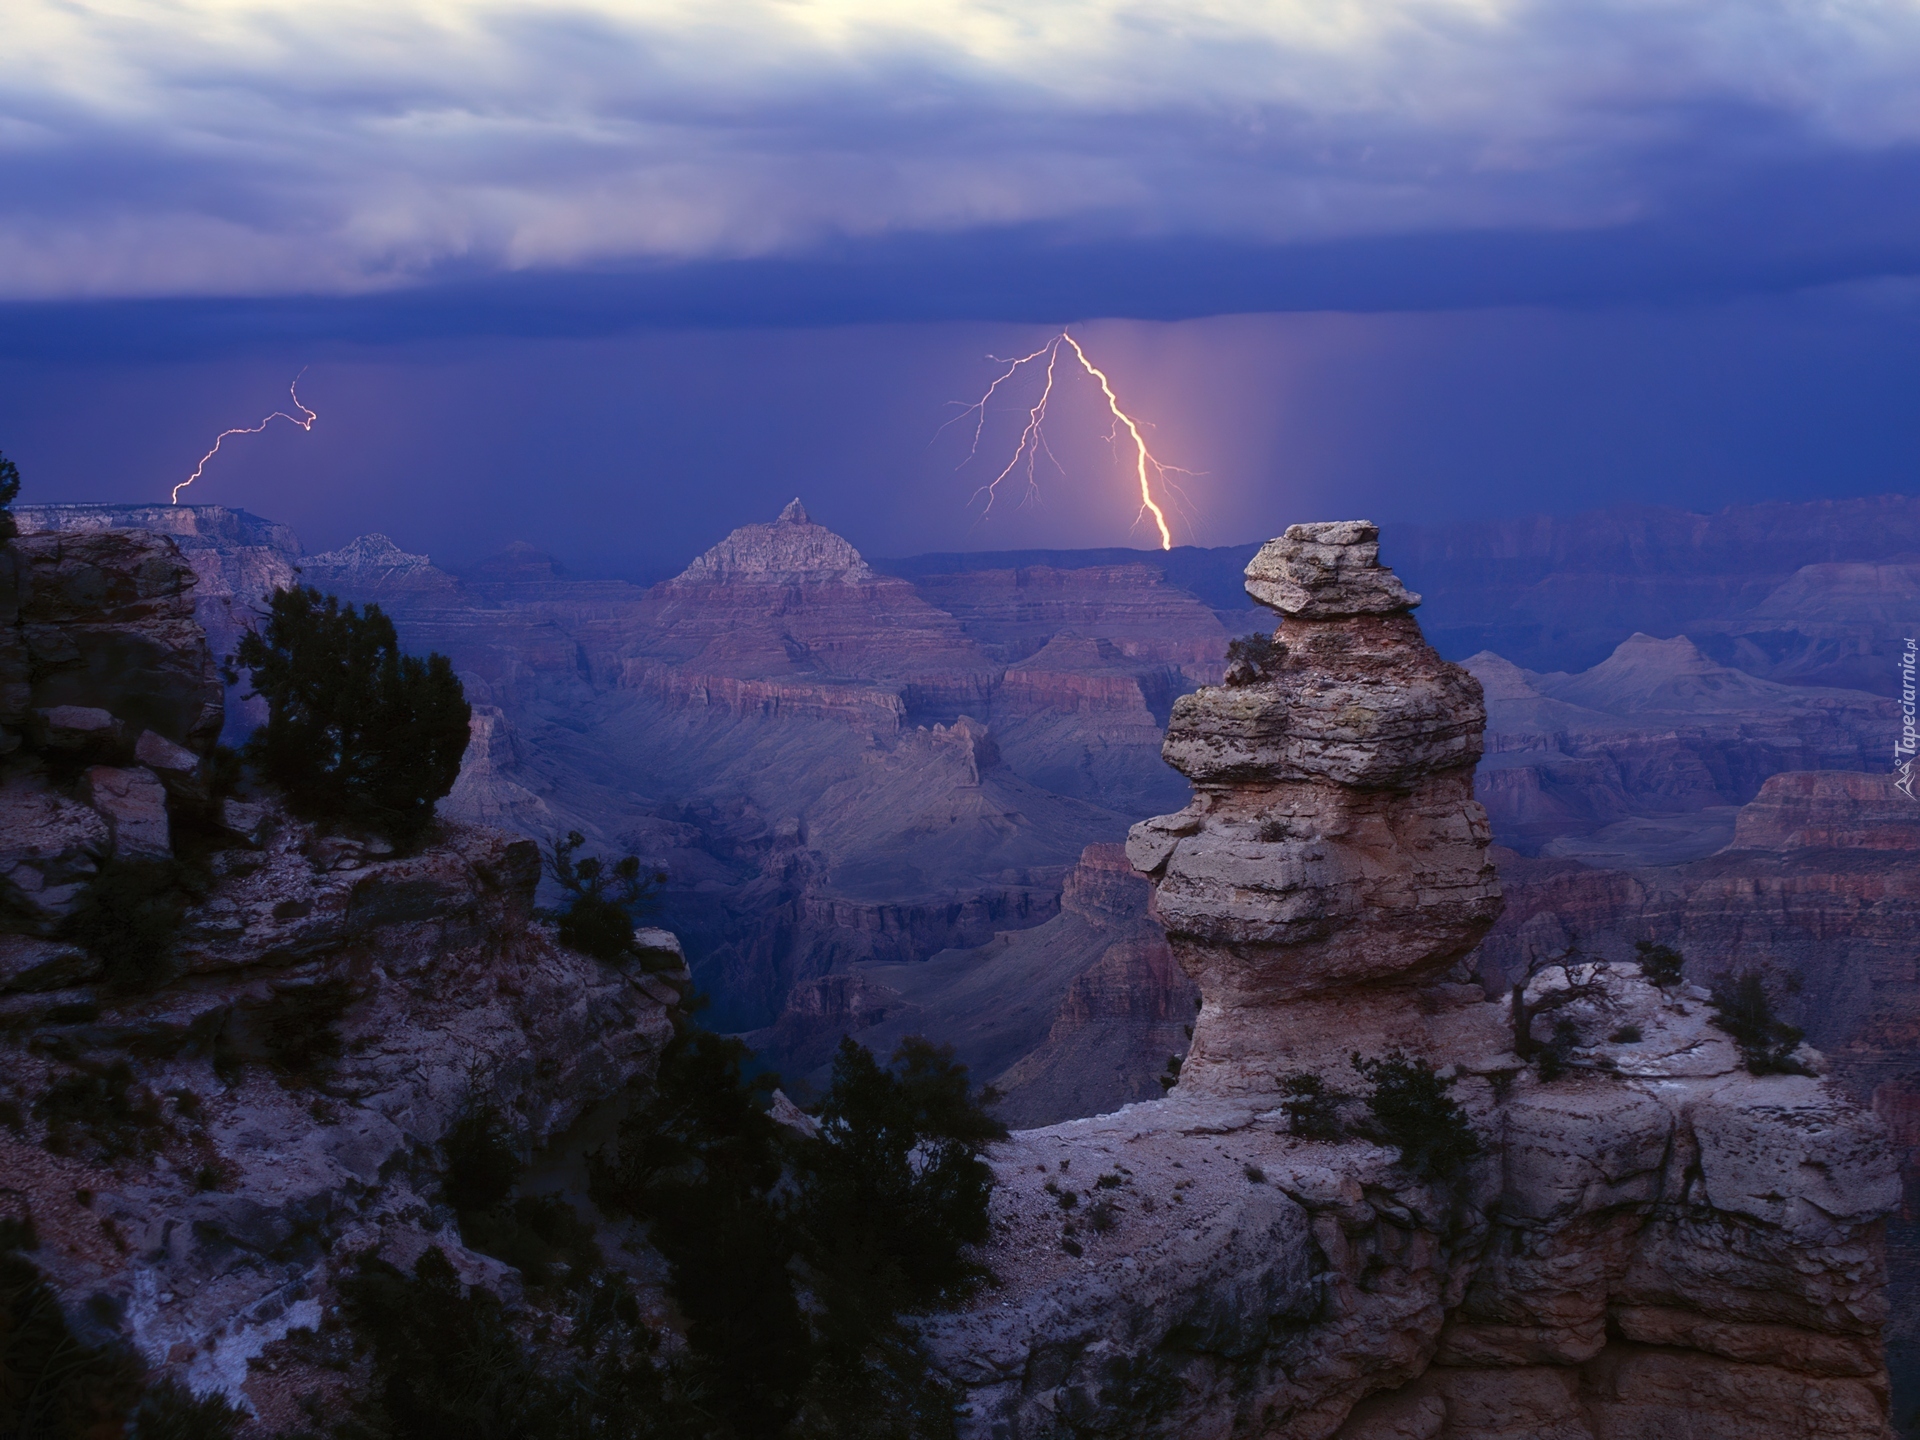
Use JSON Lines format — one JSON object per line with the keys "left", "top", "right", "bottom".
{"left": 1468, "top": 638, "right": 1892, "bottom": 856}
{"left": 916, "top": 524, "right": 1900, "bottom": 1440}
{"left": 0, "top": 523, "right": 683, "bottom": 1411}
{"left": 0, "top": 526, "right": 228, "bottom": 936}
{"left": 1127, "top": 521, "right": 1503, "bottom": 1092}
{"left": 1465, "top": 766, "right": 1920, "bottom": 1420}
{"left": 750, "top": 842, "right": 1198, "bottom": 1123}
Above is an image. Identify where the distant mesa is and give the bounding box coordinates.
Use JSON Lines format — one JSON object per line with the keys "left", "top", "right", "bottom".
{"left": 464, "top": 539, "right": 568, "bottom": 583}
{"left": 675, "top": 497, "right": 876, "bottom": 586}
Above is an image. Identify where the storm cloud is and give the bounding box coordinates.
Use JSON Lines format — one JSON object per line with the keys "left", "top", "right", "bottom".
{"left": 6, "top": 0, "right": 1920, "bottom": 315}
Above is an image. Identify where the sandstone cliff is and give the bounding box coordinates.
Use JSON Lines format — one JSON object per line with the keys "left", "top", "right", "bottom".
{"left": 917, "top": 524, "right": 1900, "bottom": 1440}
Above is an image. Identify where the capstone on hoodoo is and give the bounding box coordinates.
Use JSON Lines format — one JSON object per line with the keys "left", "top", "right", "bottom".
{"left": 1127, "top": 520, "right": 1503, "bottom": 1092}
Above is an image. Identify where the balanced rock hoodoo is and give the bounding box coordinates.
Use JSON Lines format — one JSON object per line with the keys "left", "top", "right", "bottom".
{"left": 1127, "top": 519, "right": 1503, "bottom": 1091}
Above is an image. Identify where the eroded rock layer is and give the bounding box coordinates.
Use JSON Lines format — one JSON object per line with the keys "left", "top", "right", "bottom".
{"left": 1127, "top": 520, "right": 1502, "bottom": 1093}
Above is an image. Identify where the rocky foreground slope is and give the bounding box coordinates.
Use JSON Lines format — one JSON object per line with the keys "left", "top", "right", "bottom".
{"left": 0, "top": 526, "right": 682, "bottom": 1416}
{"left": 921, "top": 524, "right": 1900, "bottom": 1439}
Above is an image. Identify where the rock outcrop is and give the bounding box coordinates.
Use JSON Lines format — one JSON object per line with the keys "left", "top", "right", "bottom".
{"left": 918, "top": 524, "right": 1901, "bottom": 1440}
{"left": 1127, "top": 520, "right": 1503, "bottom": 1093}
{"left": 0, "top": 523, "right": 683, "bottom": 1411}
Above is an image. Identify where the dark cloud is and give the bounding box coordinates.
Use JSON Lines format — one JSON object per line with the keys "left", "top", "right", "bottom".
{"left": 7, "top": 0, "right": 1920, "bottom": 305}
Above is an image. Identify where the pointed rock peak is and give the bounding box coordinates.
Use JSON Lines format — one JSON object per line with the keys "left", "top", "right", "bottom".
{"left": 1461, "top": 651, "right": 1546, "bottom": 701}
{"left": 304, "top": 533, "right": 433, "bottom": 571}
{"left": 1243, "top": 519, "right": 1420, "bottom": 618}
{"left": 676, "top": 506, "right": 875, "bottom": 586}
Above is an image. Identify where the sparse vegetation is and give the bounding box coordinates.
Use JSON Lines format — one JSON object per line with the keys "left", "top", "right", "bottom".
{"left": 588, "top": 1027, "right": 1004, "bottom": 1438}
{"left": 1635, "top": 941, "right": 1685, "bottom": 988}
{"left": 0, "top": 1251, "right": 145, "bottom": 1438}
{"left": 1225, "top": 631, "right": 1283, "bottom": 685}
{"left": 337, "top": 1245, "right": 678, "bottom": 1440}
{"left": 544, "top": 831, "right": 669, "bottom": 966}
{"left": 127, "top": 1376, "right": 245, "bottom": 1440}
{"left": 34, "top": 1061, "right": 166, "bottom": 1161}
{"left": 440, "top": 1086, "right": 522, "bottom": 1215}
{"left": 1351, "top": 1051, "right": 1479, "bottom": 1180}
{"left": 1278, "top": 1072, "right": 1344, "bottom": 1140}
{"left": 1535, "top": 1018, "right": 1580, "bottom": 1081}
{"left": 62, "top": 858, "right": 195, "bottom": 992}
{"left": 1610, "top": 1023, "right": 1643, "bottom": 1045}
{"left": 1709, "top": 970, "right": 1811, "bottom": 1076}
{"left": 233, "top": 585, "right": 470, "bottom": 848}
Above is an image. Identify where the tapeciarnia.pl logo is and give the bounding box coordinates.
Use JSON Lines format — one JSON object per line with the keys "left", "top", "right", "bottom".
{"left": 1899, "top": 637, "right": 1918, "bottom": 800}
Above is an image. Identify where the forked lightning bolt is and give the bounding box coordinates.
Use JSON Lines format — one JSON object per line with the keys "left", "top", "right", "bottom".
{"left": 948, "top": 331, "right": 1186, "bottom": 550}
{"left": 172, "top": 370, "right": 317, "bottom": 504}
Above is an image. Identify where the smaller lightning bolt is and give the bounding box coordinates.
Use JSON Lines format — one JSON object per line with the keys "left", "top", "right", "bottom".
{"left": 172, "top": 370, "right": 317, "bottom": 504}
{"left": 948, "top": 331, "right": 1192, "bottom": 550}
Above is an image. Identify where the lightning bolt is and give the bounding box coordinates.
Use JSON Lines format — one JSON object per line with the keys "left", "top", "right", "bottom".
{"left": 947, "top": 331, "right": 1188, "bottom": 550}
{"left": 172, "top": 370, "right": 317, "bottom": 504}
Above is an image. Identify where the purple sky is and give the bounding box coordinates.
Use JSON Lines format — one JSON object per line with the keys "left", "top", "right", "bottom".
{"left": 5, "top": 2, "right": 1920, "bottom": 571}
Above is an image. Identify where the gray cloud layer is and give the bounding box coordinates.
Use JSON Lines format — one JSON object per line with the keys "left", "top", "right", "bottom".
{"left": 4, "top": 0, "right": 1920, "bottom": 302}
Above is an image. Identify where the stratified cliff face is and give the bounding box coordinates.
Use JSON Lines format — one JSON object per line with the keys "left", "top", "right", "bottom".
{"left": 922, "top": 524, "right": 1901, "bottom": 1440}
{"left": 1467, "top": 639, "right": 1892, "bottom": 856}
{"left": 750, "top": 841, "right": 1198, "bottom": 1123}
{"left": 0, "top": 527, "right": 681, "bottom": 1410}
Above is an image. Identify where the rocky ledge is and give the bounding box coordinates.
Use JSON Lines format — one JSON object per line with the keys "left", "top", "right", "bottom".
{"left": 921, "top": 523, "right": 1901, "bottom": 1440}
{"left": 0, "top": 524, "right": 683, "bottom": 1414}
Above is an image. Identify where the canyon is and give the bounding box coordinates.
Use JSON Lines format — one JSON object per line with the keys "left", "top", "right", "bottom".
{"left": 2, "top": 504, "right": 1901, "bottom": 1438}
{"left": 11, "top": 496, "right": 1909, "bottom": 1132}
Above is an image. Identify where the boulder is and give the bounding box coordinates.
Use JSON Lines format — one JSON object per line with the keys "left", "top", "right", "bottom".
{"left": 0, "top": 772, "right": 110, "bottom": 929}
{"left": 83, "top": 765, "right": 172, "bottom": 860}
{"left": 11, "top": 529, "right": 223, "bottom": 754}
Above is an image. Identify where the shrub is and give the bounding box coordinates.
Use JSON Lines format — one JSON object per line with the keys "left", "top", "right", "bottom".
{"left": 459, "top": 1195, "right": 602, "bottom": 1293}
{"left": 1225, "top": 631, "right": 1283, "bottom": 685}
{"left": 338, "top": 1246, "right": 678, "bottom": 1440}
{"left": 1610, "top": 1023, "right": 1643, "bottom": 1045}
{"left": 1279, "top": 1072, "right": 1343, "bottom": 1140}
{"left": 1709, "top": 970, "right": 1811, "bottom": 1076}
{"left": 233, "top": 586, "right": 470, "bottom": 847}
{"left": 802, "top": 1036, "right": 1007, "bottom": 1304}
{"left": 1635, "top": 941, "right": 1685, "bottom": 988}
{"left": 35, "top": 1061, "right": 166, "bottom": 1161}
{"left": 590, "top": 1027, "right": 803, "bottom": 1436}
{"left": 0, "top": 1252, "right": 145, "bottom": 1437}
{"left": 544, "top": 832, "right": 666, "bottom": 966}
{"left": 1351, "top": 1051, "right": 1479, "bottom": 1180}
{"left": 127, "top": 1377, "right": 244, "bottom": 1440}
{"left": 258, "top": 980, "right": 354, "bottom": 1076}
{"left": 1535, "top": 1018, "right": 1580, "bottom": 1081}
{"left": 591, "top": 1028, "right": 1003, "bottom": 1438}
{"left": 441, "top": 1089, "right": 522, "bottom": 1215}
{"left": 62, "top": 859, "right": 194, "bottom": 992}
